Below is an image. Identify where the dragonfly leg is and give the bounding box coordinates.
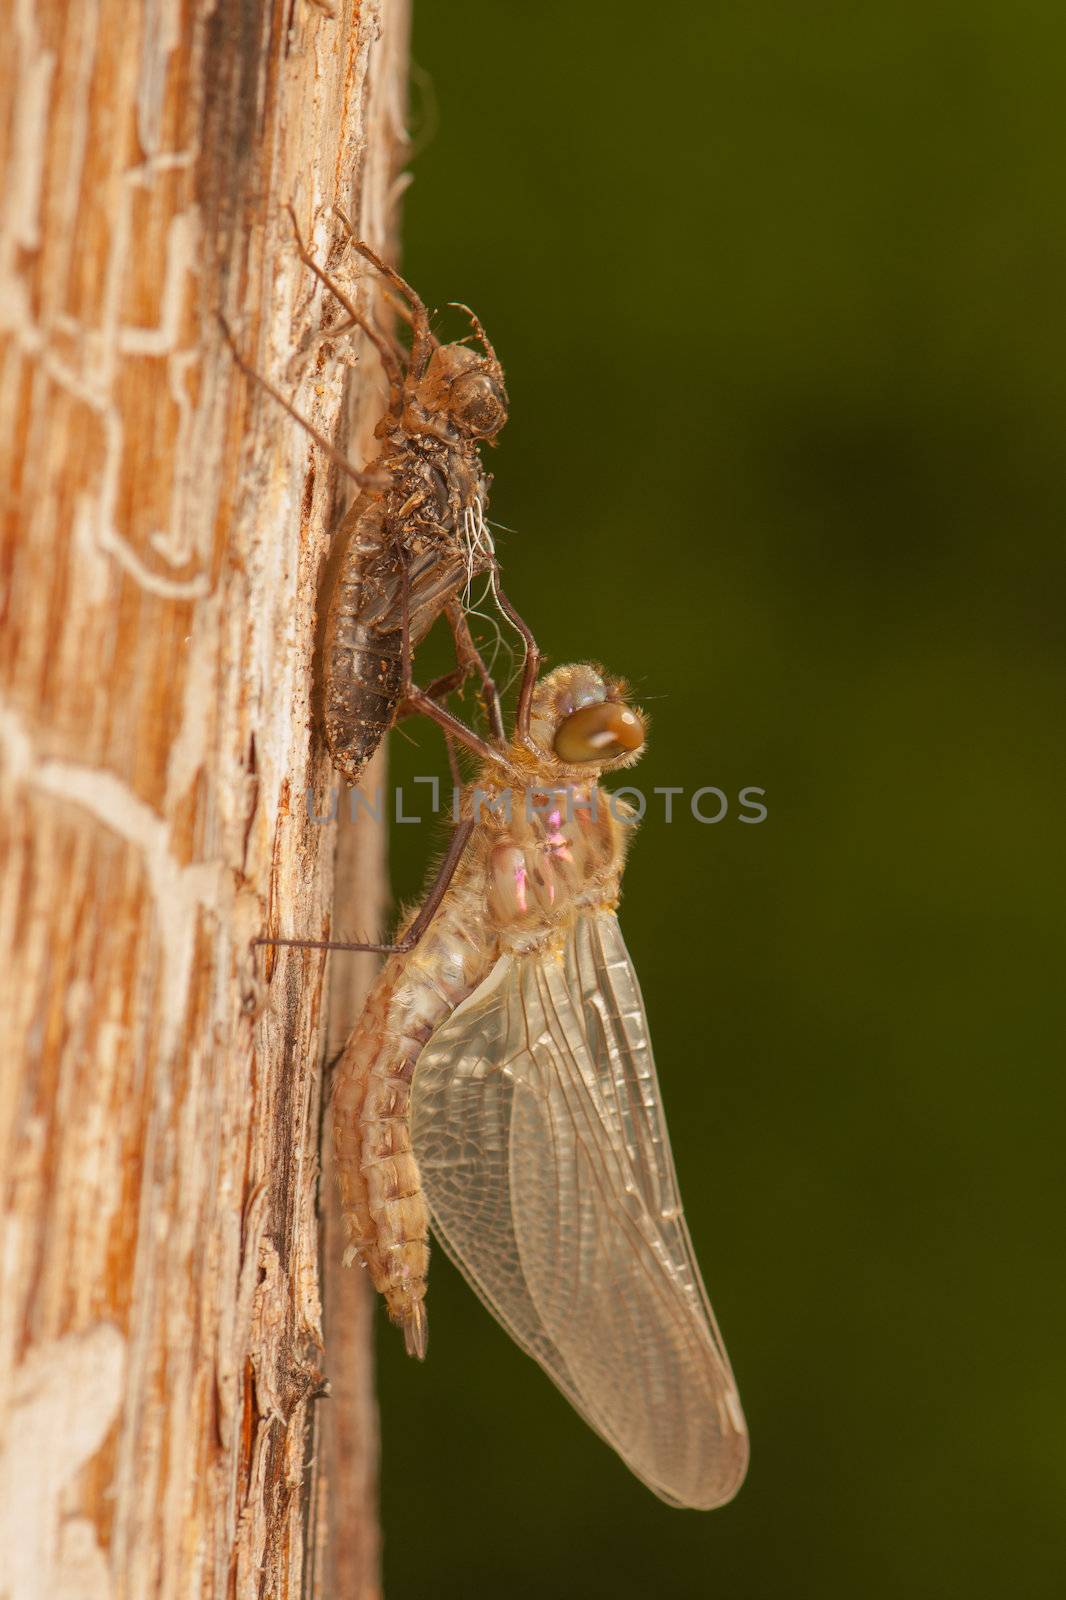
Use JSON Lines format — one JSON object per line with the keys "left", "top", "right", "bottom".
{"left": 447, "top": 301, "right": 501, "bottom": 369}
{"left": 444, "top": 598, "right": 505, "bottom": 743}
{"left": 375, "top": 282, "right": 435, "bottom": 348}
{"left": 395, "top": 600, "right": 504, "bottom": 740}
{"left": 219, "top": 316, "right": 386, "bottom": 492}
{"left": 390, "top": 613, "right": 473, "bottom": 801}
{"left": 332, "top": 210, "right": 436, "bottom": 382}
{"left": 287, "top": 205, "right": 405, "bottom": 416}
{"left": 335, "top": 228, "right": 435, "bottom": 354}
{"left": 308, "top": 311, "right": 409, "bottom": 386}
{"left": 443, "top": 731, "right": 462, "bottom": 792}
{"left": 393, "top": 668, "right": 463, "bottom": 712}
{"left": 396, "top": 557, "right": 509, "bottom": 769}
{"left": 391, "top": 662, "right": 469, "bottom": 786}
{"left": 255, "top": 817, "right": 475, "bottom": 956}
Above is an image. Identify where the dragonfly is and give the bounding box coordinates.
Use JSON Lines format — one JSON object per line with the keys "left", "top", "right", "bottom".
{"left": 280, "top": 607, "right": 750, "bottom": 1509}
{"left": 223, "top": 207, "right": 511, "bottom": 782}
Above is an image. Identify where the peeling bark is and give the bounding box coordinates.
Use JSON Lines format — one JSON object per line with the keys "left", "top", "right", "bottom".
{"left": 0, "top": 3, "right": 407, "bottom": 1596}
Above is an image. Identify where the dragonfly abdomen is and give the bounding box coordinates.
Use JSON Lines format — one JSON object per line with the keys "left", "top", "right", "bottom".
{"left": 332, "top": 905, "right": 491, "bottom": 1356}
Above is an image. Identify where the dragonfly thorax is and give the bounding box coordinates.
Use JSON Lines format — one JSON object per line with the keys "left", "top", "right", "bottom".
{"left": 484, "top": 780, "right": 629, "bottom": 938}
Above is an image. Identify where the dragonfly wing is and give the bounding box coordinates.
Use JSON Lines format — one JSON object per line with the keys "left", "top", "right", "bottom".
{"left": 410, "top": 910, "right": 748, "bottom": 1508}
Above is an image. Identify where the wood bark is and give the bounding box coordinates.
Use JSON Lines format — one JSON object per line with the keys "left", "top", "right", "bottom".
{"left": 0, "top": 2, "right": 407, "bottom": 1595}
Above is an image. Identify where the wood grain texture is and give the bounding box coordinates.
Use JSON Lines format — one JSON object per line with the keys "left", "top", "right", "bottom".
{"left": 0, "top": 2, "right": 408, "bottom": 1595}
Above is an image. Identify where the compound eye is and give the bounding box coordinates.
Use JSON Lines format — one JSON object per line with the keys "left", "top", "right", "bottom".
{"left": 451, "top": 371, "right": 507, "bottom": 437}
{"left": 553, "top": 702, "right": 644, "bottom": 764}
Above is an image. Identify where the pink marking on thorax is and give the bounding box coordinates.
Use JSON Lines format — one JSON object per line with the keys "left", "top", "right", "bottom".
{"left": 545, "top": 805, "right": 573, "bottom": 864}
{"left": 513, "top": 856, "right": 528, "bottom": 914}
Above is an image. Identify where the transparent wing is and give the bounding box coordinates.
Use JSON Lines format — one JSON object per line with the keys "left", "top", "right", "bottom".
{"left": 410, "top": 910, "right": 748, "bottom": 1508}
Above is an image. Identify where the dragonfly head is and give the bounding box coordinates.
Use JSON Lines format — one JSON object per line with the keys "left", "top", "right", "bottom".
{"left": 528, "top": 664, "right": 646, "bottom": 775}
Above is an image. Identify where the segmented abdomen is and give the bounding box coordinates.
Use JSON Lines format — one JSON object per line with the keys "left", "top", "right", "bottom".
{"left": 331, "top": 912, "right": 488, "bottom": 1355}
{"left": 320, "top": 491, "right": 478, "bottom": 784}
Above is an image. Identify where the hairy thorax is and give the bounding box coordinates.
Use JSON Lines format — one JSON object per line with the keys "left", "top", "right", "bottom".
{"left": 478, "top": 779, "right": 632, "bottom": 949}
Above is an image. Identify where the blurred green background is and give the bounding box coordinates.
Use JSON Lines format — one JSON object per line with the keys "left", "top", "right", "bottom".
{"left": 375, "top": 3, "right": 1066, "bottom": 1595}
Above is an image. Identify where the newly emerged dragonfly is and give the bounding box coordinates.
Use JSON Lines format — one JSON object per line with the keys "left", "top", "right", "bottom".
{"left": 224, "top": 209, "right": 509, "bottom": 781}
{"left": 316, "top": 641, "right": 749, "bottom": 1509}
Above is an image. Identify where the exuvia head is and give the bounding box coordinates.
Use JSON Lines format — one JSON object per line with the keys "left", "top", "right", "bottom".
{"left": 527, "top": 664, "right": 646, "bottom": 777}
{"left": 420, "top": 341, "right": 508, "bottom": 441}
